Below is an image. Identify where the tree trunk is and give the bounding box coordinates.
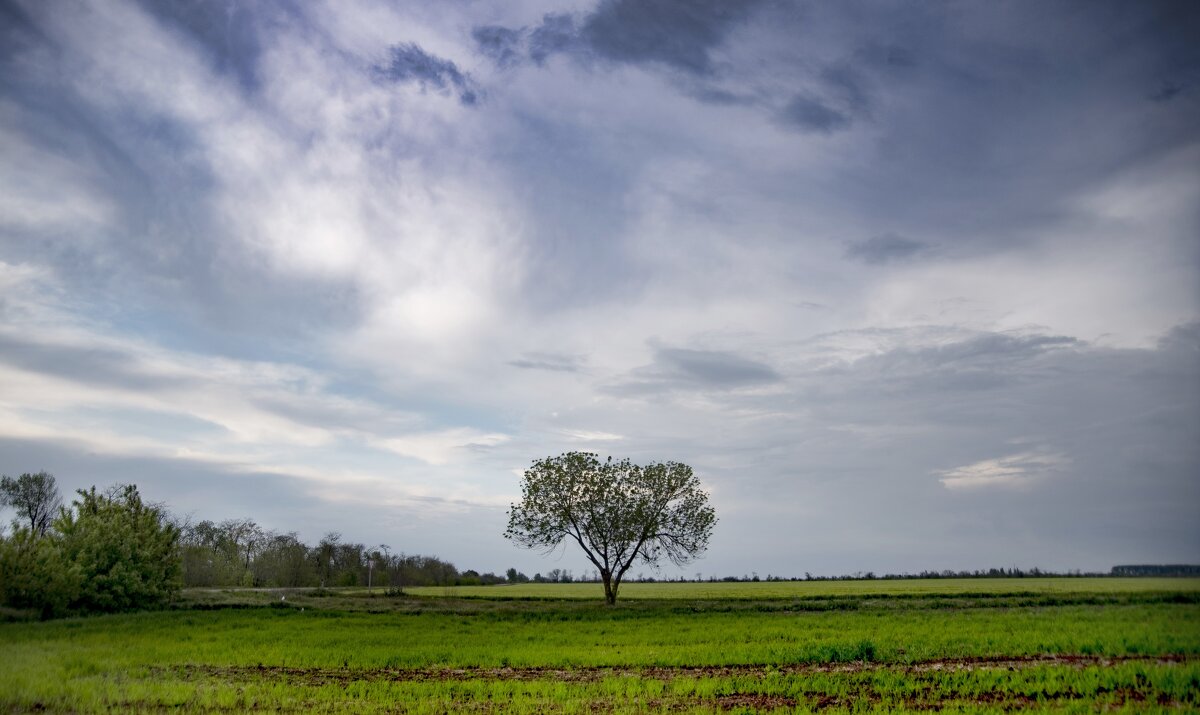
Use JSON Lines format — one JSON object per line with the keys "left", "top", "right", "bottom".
{"left": 601, "top": 570, "right": 617, "bottom": 605}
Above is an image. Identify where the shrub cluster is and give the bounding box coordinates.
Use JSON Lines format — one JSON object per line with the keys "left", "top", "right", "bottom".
{"left": 0, "top": 477, "right": 180, "bottom": 619}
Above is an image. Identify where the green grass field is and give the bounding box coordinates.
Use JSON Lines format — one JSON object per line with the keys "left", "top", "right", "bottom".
{"left": 405, "top": 577, "right": 1200, "bottom": 600}
{"left": 2, "top": 578, "right": 1198, "bottom": 712}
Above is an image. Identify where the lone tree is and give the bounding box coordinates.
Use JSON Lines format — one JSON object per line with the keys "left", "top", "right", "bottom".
{"left": 505, "top": 452, "right": 716, "bottom": 604}
{"left": 0, "top": 471, "right": 62, "bottom": 537}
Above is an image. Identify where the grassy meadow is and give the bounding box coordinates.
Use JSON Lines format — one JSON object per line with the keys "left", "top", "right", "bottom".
{"left": 404, "top": 576, "right": 1200, "bottom": 600}
{"left": 1, "top": 578, "right": 1198, "bottom": 712}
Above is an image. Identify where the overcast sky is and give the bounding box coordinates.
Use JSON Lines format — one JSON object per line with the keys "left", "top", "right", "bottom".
{"left": 1, "top": 0, "right": 1198, "bottom": 578}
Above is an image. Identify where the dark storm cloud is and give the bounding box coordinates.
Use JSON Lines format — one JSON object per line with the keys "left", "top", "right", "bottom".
{"left": 1157, "top": 321, "right": 1200, "bottom": 350}
{"left": 133, "top": 0, "right": 282, "bottom": 92}
{"left": 474, "top": 0, "right": 766, "bottom": 75}
{"left": 845, "top": 234, "right": 931, "bottom": 264}
{"left": 776, "top": 94, "right": 851, "bottom": 133}
{"left": 773, "top": 62, "right": 877, "bottom": 132}
{"left": 799, "top": 329, "right": 1178, "bottom": 449}
{"left": 492, "top": 108, "right": 653, "bottom": 311}
{"left": 0, "top": 333, "right": 192, "bottom": 392}
{"left": 856, "top": 43, "right": 917, "bottom": 71}
{"left": 820, "top": 64, "right": 871, "bottom": 115}
{"left": 915, "top": 333, "right": 1078, "bottom": 365}
{"left": 610, "top": 347, "right": 781, "bottom": 395}
{"left": 844, "top": 333, "right": 1080, "bottom": 395}
{"left": 0, "top": 0, "right": 49, "bottom": 63}
{"left": 2, "top": 0, "right": 1197, "bottom": 578}
{"left": 729, "top": 325, "right": 1196, "bottom": 557}
{"left": 1149, "top": 81, "right": 1185, "bottom": 102}
{"left": 591, "top": 324, "right": 1199, "bottom": 574}
{"left": 660, "top": 348, "right": 780, "bottom": 385}
{"left": 528, "top": 13, "right": 579, "bottom": 65}
{"left": 807, "top": 1, "right": 1200, "bottom": 245}
{"left": 471, "top": 25, "right": 522, "bottom": 68}
{"left": 1145, "top": 1, "right": 1200, "bottom": 103}
{"left": 474, "top": 0, "right": 878, "bottom": 131}
{"left": 375, "top": 43, "right": 480, "bottom": 105}
{"left": 578, "top": 0, "right": 765, "bottom": 76}
{"left": 684, "top": 86, "right": 756, "bottom": 106}
{"left": 508, "top": 352, "right": 585, "bottom": 373}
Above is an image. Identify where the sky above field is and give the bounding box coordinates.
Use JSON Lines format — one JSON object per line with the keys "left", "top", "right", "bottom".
{"left": 1, "top": 0, "right": 1198, "bottom": 578}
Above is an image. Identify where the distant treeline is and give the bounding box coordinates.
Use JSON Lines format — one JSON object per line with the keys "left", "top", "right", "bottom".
{"left": 588, "top": 565, "right": 1200, "bottom": 583}
{"left": 5, "top": 471, "right": 1194, "bottom": 622}
{"left": 1110, "top": 564, "right": 1200, "bottom": 577}
{"left": 0, "top": 473, "right": 526, "bottom": 619}
{"left": 798, "top": 568, "right": 1104, "bottom": 581}
{"left": 178, "top": 518, "right": 506, "bottom": 589}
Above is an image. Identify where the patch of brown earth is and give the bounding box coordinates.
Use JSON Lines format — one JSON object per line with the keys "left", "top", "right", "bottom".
{"left": 164, "top": 653, "right": 1189, "bottom": 686}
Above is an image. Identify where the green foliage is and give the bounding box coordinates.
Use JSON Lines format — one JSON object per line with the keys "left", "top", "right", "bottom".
{"left": 52, "top": 485, "right": 181, "bottom": 614}
{"left": 0, "top": 527, "right": 81, "bottom": 620}
{"left": 505, "top": 452, "right": 716, "bottom": 604}
{"left": 252, "top": 533, "right": 315, "bottom": 587}
{"left": 1, "top": 480, "right": 183, "bottom": 618}
{"left": 178, "top": 518, "right": 463, "bottom": 589}
{"left": 0, "top": 471, "right": 62, "bottom": 536}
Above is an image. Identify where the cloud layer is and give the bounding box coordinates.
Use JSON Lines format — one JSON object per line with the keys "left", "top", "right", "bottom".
{"left": 0, "top": 0, "right": 1197, "bottom": 576}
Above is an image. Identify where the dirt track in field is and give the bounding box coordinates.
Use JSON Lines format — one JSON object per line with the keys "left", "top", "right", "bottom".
{"left": 166, "top": 653, "right": 1189, "bottom": 686}
{"left": 133, "top": 656, "right": 1194, "bottom": 712}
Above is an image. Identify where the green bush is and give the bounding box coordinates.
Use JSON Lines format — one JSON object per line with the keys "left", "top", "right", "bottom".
{"left": 0, "top": 484, "right": 181, "bottom": 618}
{"left": 56, "top": 485, "right": 182, "bottom": 614}
{"left": 0, "top": 526, "right": 82, "bottom": 619}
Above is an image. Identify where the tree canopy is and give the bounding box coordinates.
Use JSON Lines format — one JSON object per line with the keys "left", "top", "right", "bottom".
{"left": 56, "top": 485, "right": 182, "bottom": 614}
{"left": 0, "top": 471, "right": 62, "bottom": 537}
{"left": 505, "top": 452, "right": 716, "bottom": 604}
{"left": 0, "top": 482, "right": 181, "bottom": 618}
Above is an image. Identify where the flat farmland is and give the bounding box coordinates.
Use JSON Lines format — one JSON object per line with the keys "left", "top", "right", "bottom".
{"left": 404, "top": 577, "right": 1200, "bottom": 600}
{"left": 1, "top": 579, "right": 1197, "bottom": 712}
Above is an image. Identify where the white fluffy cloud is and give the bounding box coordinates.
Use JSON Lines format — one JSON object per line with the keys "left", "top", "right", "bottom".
{"left": 937, "top": 451, "right": 1070, "bottom": 490}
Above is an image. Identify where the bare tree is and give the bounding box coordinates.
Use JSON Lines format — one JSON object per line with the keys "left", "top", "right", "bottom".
{"left": 0, "top": 471, "right": 63, "bottom": 536}
{"left": 505, "top": 452, "right": 716, "bottom": 604}
{"left": 219, "top": 518, "right": 264, "bottom": 574}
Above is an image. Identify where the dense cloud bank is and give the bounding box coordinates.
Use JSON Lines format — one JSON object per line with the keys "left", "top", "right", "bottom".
{"left": 0, "top": 0, "right": 1197, "bottom": 576}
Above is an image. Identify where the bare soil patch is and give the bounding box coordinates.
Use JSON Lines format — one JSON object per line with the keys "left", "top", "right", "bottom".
{"left": 165, "top": 653, "right": 1189, "bottom": 686}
